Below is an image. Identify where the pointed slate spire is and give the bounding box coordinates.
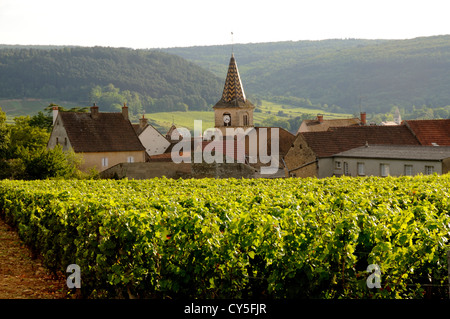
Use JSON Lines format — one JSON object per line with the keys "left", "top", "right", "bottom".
{"left": 221, "top": 53, "right": 246, "bottom": 104}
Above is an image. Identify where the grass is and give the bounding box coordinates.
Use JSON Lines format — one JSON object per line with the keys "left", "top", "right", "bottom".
{"left": 0, "top": 98, "right": 79, "bottom": 123}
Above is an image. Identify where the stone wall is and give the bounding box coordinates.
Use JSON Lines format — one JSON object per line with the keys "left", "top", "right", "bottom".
{"left": 100, "top": 162, "right": 191, "bottom": 179}
{"left": 100, "top": 161, "right": 259, "bottom": 179}
{"left": 191, "top": 162, "right": 258, "bottom": 179}
{"left": 283, "top": 134, "right": 318, "bottom": 177}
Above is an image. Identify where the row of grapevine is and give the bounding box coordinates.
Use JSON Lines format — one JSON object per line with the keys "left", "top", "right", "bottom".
{"left": 0, "top": 175, "right": 449, "bottom": 298}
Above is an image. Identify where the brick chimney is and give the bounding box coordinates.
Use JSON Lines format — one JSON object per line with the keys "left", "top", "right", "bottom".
{"left": 139, "top": 114, "right": 148, "bottom": 129}
{"left": 90, "top": 103, "right": 99, "bottom": 119}
{"left": 360, "top": 112, "right": 366, "bottom": 125}
{"left": 52, "top": 105, "right": 59, "bottom": 125}
{"left": 317, "top": 114, "right": 323, "bottom": 123}
{"left": 122, "top": 103, "right": 129, "bottom": 120}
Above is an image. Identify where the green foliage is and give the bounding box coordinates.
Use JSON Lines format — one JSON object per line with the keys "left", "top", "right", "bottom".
{"left": 19, "top": 145, "right": 83, "bottom": 180}
{"left": 0, "top": 176, "right": 449, "bottom": 299}
{"left": 0, "top": 113, "right": 83, "bottom": 179}
{"left": 0, "top": 46, "right": 222, "bottom": 114}
{"left": 0, "top": 107, "right": 9, "bottom": 156}
{"left": 261, "top": 115, "right": 290, "bottom": 131}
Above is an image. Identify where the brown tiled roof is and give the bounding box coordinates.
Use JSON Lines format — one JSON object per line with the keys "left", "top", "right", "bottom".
{"left": 302, "top": 125, "right": 421, "bottom": 157}
{"left": 404, "top": 119, "right": 450, "bottom": 146}
{"left": 60, "top": 112, "right": 145, "bottom": 153}
{"left": 213, "top": 54, "right": 255, "bottom": 109}
{"left": 149, "top": 128, "right": 295, "bottom": 163}
{"left": 297, "top": 118, "right": 361, "bottom": 133}
{"left": 246, "top": 127, "right": 296, "bottom": 156}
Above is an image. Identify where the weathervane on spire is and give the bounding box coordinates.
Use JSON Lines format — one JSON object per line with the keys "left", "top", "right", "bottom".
{"left": 231, "top": 32, "right": 234, "bottom": 55}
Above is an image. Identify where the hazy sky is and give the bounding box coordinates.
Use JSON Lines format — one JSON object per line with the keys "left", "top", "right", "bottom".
{"left": 1, "top": 0, "right": 449, "bottom": 49}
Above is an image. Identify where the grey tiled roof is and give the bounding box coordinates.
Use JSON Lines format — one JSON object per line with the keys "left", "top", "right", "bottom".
{"left": 333, "top": 145, "right": 450, "bottom": 160}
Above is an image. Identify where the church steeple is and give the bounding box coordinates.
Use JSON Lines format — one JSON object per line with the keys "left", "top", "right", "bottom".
{"left": 221, "top": 53, "right": 246, "bottom": 104}
{"left": 214, "top": 54, "right": 253, "bottom": 108}
{"left": 213, "top": 53, "right": 254, "bottom": 132}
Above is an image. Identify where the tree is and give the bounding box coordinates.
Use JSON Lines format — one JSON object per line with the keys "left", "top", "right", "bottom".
{"left": 8, "top": 116, "right": 50, "bottom": 159}
{"left": 0, "top": 107, "right": 9, "bottom": 156}
{"left": 29, "top": 111, "right": 53, "bottom": 132}
{"left": 20, "top": 145, "right": 83, "bottom": 180}
{"left": 260, "top": 115, "right": 290, "bottom": 131}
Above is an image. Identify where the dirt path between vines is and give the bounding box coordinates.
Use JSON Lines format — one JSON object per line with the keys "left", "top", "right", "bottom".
{"left": 0, "top": 218, "right": 68, "bottom": 299}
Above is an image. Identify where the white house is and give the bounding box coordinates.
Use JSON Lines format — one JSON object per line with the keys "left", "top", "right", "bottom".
{"left": 132, "top": 116, "right": 171, "bottom": 157}
{"left": 325, "top": 144, "right": 450, "bottom": 177}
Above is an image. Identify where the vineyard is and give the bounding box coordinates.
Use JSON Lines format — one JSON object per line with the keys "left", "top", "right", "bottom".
{"left": 0, "top": 175, "right": 449, "bottom": 299}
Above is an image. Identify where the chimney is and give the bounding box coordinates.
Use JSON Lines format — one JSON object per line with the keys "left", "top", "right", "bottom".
{"left": 317, "top": 114, "right": 323, "bottom": 123}
{"left": 360, "top": 112, "right": 367, "bottom": 125}
{"left": 139, "top": 114, "right": 148, "bottom": 129}
{"left": 52, "top": 105, "right": 59, "bottom": 125}
{"left": 122, "top": 103, "right": 129, "bottom": 120}
{"left": 90, "top": 103, "right": 99, "bottom": 119}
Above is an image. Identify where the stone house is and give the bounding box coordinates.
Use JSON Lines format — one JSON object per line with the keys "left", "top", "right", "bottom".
{"left": 327, "top": 145, "right": 450, "bottom": 177}
{"left": 47, "top": 104, "right": 146, "bottom": 172}
{"left": 284, "top": 125, "right": 421, "bottom": 178}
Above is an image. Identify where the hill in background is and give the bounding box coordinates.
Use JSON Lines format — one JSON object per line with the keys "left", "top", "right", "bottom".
{"left": 165, "top": 35, "right": 450, "bottom": 119}
{"left": 0, "top": 46, "right": 222, "bottom": 117}
{"left": 1, "top": 35, "right": 450, "bottom": 130}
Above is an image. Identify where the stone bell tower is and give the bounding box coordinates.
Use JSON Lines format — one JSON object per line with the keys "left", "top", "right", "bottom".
{"left": 213, "top": 53, "right": 254, "bottom": 135}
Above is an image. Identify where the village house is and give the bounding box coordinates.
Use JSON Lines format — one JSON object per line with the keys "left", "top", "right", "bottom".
{"left": 47, "top": 104, "right": 146, "bottom": 172}
{"left": 132, "top": 114, "right": 171, "bottom": 157}
{"left": 326, "top": 144, "right": 450, "bottom": 177}
{"left": 284, "top": 125, "right": 421, "bottom": 178}
{"left": 296, "top": 113, "right": 364, "bottom": 133}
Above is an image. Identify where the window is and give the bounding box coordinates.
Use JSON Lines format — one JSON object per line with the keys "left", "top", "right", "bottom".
{"left": 127, "top": 156, "right": 134, "bottom": 163}
{"left": 335, "top": 161, "right": 342, "bottom": 169}
{"left": 102, "top": 157, "right": 109, "bottom": 167}
{"left": 425, "top": 165, "right": 434, "bottom": 175}
{"left": 404, "top": 165, "right": 413, "bottom": 176}
{"left": 380, "top": 163, "right": 389, "bottom": 177}
{"left": 56, "top": 137, "right": 59, "bottom": 145}
{"left": 343, "top": 162, "right": 349, "bottom": 175}
{"left": 357, "top": 162, "right": 365, "bottom": 176}
{"left": 243, "top": 115, "right": 249, "bottom": 126}
{"left": 64, "top": 137, "right": 68, "bottom": 146}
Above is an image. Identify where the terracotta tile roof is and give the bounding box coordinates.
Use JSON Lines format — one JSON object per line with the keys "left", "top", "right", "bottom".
{"left": 297, "top": 118, "right": 361, "bottom": 133}
{"left": 148, "top": 152, "right": 174, "bottom": 162}
{"left": 60, "top": 112, "right": 145, "bottom": 153}
{"left": 149, "top": 128, "right": 295, "bottom": 163}
{"left": 302, "top": 125, "right": 421, "bottom": 157}
{"left": 248, "top": 127, "right": 296, "bottom": 156}
{"left": 149, "top": 137, "right": 244, "bottom": 162}
{"left": 404, "top": 119, "right": 450, "bottom": 146}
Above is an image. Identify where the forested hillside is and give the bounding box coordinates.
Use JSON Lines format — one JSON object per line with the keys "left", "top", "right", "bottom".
{"left": 165, "top": 35, "right": 450, "bottom": 118}
{"left": 0, "top": 46, "right": 222, "bottom": 115}
{"left": 2, "top": 36, "right": 450, "bottom": 121}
